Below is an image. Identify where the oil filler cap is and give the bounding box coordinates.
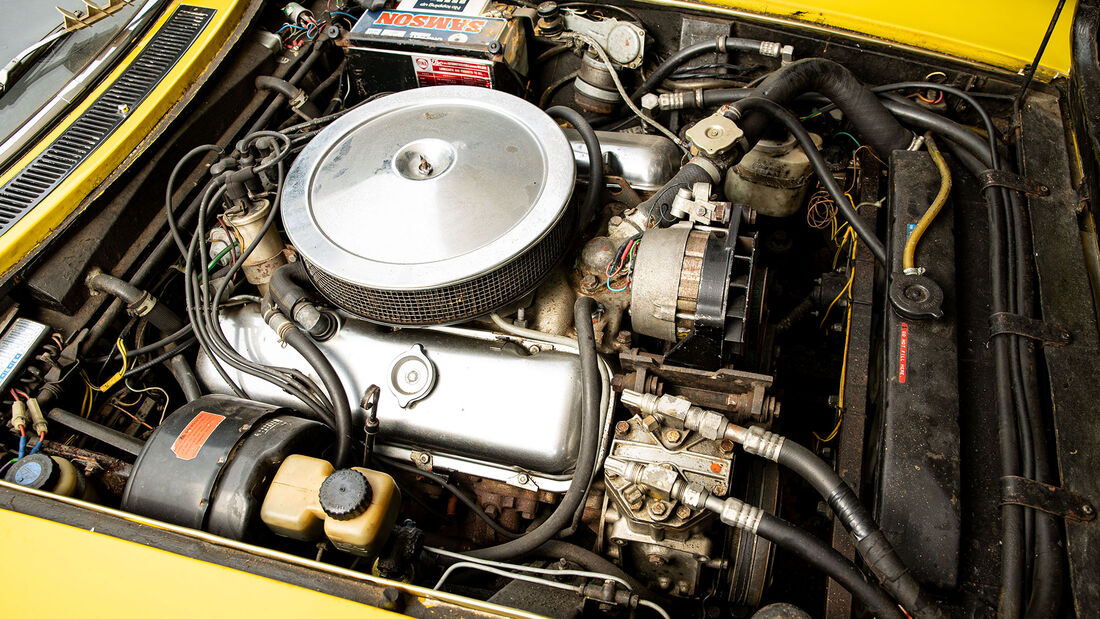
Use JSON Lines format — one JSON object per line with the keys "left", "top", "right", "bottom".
{"left": 319, "top": 469, "right": 373, "bottom": 520}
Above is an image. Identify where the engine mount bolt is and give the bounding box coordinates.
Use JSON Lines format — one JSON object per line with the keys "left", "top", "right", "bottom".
{"left": 719, "top": 439, "right": 735, "bottom": 453}
{"left": 665, "top": 429, "right": 682, "bottom": 443}
{"left": 676, "top": 505, "right": 692, "bottom": 519}
{"left": 615, "top": 420, "right": 631, "bottom": 436}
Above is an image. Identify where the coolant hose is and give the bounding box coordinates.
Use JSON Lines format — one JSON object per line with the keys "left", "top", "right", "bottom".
{"left": 85, "top": 272, "right": 202, "bottom": 400}
{"left": 754, "top": 512, "right": 904, "bottom": 619}
{"left": 268, "top": 261, "right": 336, "bottom": 340}
{"left": 255, "top": 75, "right": 319, "bottom": 119}
{"left": 725, "top": 97, "right": 886, "bottom": 264}
{"left": 546, "top": 106, "right": 602, "bottom": 226}
{"left": 636, "top": 159, "right": 721, "bottom": 227}
{"left": 738, "top": 58, "right": 914, "bottom": 158}
{"left": 632, "top": 36, "right": 786, "bottom": 101}
{"left": 466, "top": 296, "right": 601, "bottom": 560}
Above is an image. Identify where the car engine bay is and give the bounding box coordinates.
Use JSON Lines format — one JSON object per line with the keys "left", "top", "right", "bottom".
{"left": 1, "top": 0, "right": 1098, "bottom": 617}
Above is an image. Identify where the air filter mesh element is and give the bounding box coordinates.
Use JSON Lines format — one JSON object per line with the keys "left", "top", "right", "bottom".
{"left": 282, "top": 86, "right": 576, "bottom": 326}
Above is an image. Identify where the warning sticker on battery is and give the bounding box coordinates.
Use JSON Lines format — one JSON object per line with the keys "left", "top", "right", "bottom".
{"left": 412, "top": 55, "right": 493, "bottom": 88}
{"left": 398, "top": 0, "right": 488, "bottom": 15}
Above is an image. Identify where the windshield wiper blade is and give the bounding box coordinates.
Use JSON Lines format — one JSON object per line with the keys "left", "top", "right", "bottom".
{"left": 0, "top": 29, "right": 71, "bottom": 96}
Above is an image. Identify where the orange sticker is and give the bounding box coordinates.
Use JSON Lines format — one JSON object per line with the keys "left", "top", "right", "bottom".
{"left": 171, "top": 412, "right": 225, "bottom": 461}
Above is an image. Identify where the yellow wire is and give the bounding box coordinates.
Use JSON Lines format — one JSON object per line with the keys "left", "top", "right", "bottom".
{"left": 815, "top": 235, "right": 859, "bottom": 443}
{"left": 902, "top": 133, "right": 952, "bottom": 272}
{"left": 81, "top": 338, "right": 129, "bottom": 396}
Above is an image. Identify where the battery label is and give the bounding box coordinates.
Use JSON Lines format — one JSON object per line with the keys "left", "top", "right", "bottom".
{"left": 412, "top": 55, "right": 493, "bottom": 88}
{"left": 398, "top": 0, "right": 488, "bottom": 15}
{"left": 0, "top": 318, "right": 49, "bottom": 392}
{"left": 355, "top": 10, "right": 506, "bottom": 46}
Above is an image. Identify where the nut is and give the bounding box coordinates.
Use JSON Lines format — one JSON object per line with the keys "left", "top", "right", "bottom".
{"left": 713, "top": 482, "right": 728, "bottom": 496}
{"left": 641, "top": 414, "right": 660, "bottom": 432}
{"left": 719, "top": 439, "right": 736, "bottom": 453}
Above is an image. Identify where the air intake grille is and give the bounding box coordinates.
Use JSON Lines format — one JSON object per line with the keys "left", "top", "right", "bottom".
{"left": 306, "top": 216, "right": 573, "bottom": 326}
{"left": 0, "top": 5, "right": 214, "bottom": 235}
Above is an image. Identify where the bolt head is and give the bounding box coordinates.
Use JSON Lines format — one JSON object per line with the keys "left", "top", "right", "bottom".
{"left": 517, "top": 473, "right": 530, "bottom": 484}
{"left": 417, "top": 453, "right": 430, "bottom": 464}
{"left": 650, "top": 501, "right": 667, "bottom": 516}
{"left": 675, "top": 505, "right": 692, "bottom": 519}
{"left": 665, "top": 429, "right": 682, "bottom": 443}
{"left": 713, "top": 482, "right": 727, "bottom": 496}
{"left": 647, "top": 554, "right": 666, "bottom": 565}
{"left": 719, "top": 439, "right": 735, "bottom": 453}
{"left": 615, "top": 420, "right": 631, "bottom": 436}
{"left": 1083, "top": 504, "right": 1095, "bottom": 515}
{"left": 641, "top": 415, "right": 660, "bottom": 432}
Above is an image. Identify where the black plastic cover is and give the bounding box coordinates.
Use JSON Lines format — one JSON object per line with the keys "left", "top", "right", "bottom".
{"left": 4, "top": 454, "right": 57, "bottom": 489}
{"left": 121, "top": 395, "right": 328, "bottom": 538}
{"left": 319, "top": 469, "right": 372, "bottom": 521}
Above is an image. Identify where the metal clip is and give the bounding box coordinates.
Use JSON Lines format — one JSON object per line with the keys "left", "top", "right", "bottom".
{"left": 978, "top": 169, "right": 1050, "bottom": 197}
{"left": 988, "top": 312, "right": 1071, "bottom": 346}
{"left": 1000, "top": 475, "right": 1096, "bottom": 522}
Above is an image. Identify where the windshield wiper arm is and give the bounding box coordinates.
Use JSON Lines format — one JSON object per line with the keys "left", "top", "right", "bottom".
{"left": 0, "top": 29, "right": 72, "bottom": 96}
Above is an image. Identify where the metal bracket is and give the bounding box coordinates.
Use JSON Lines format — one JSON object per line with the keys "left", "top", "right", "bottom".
{"left": 1001, "top": 475, "right": 1096, "bottom": 522}
{"left": 978, "top": 169, "right": 1050, "bottom": 197}
{"left": 988, "top": 312, "right": 1071, "bottom": 346}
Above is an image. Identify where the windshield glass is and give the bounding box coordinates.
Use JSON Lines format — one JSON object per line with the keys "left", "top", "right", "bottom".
{"left": 0, "top": 0, "right": 145, "bottom": 145}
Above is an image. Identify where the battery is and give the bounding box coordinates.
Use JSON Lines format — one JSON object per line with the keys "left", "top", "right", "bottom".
{"left": 345, "top": 0, "right": 527, "bottom": 97}
{"left": 0, "top": 318, "right": 49, "bottom": 394}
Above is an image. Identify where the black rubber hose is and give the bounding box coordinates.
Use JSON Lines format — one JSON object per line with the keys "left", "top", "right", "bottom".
{"left": 255, "top": 75, "right": 319, "bottom": 119}
{"left": 47, "top": 408, "right": 145, "bottom": 456}
{"left": 754, "top": 513, "right": 904, "bottom": 619}
{"left": 466, "top": 296, "right": 601, "bottom": 560}
{"left": 268, "top": 262, "right": 336, "bottom": 339}
{"left": 946, "top": 143, "right": 1025, "bottom": 617}
{"left": 280, "top": 324, "right": 354, "bottom": 469}
{"left": 546, "top": 106, "right": 602, "bottom": 226}
{"left": 636, "top": 160, "right": 718, "bottom": 228}
{"left": 772, "top": 440, "right": 941, "bottom": 618}
{"left": 725, "top": 97, "right": 887, "bottom": 264}
{"left": 735, "top": 59, "right": 913, "bottom": 156}
{"left": 248, "top": 35, "right": 327, "bottom": 134}
{"left": 632, "top": 37, "right": 777, "bottom": 101}
{"left": 86, "top": 272, "right": 202, "bottom": 400}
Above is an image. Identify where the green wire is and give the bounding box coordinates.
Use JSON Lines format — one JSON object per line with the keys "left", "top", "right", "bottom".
{"left": 834, "top": 131, "right": 861, "bottom": 150}
{"left": 207, "top": 244, "right": 237, "bottom": 273}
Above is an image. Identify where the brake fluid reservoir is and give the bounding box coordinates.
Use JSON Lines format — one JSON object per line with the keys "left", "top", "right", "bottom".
{"left": 260, "top": 454, "right": 401, "bottom": 557}
{"left": 724, "top": 133, "right": 823, "bottom": 217}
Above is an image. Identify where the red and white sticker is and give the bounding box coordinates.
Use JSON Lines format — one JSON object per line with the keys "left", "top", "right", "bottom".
{"left": 898, "top": 322, "right": 909, "bottom": 384}
{"left": 171, "top": 412, "right": 225, "bottom": 461}
{"left": 412, "top": 55, "right": 492, "bottom": 88}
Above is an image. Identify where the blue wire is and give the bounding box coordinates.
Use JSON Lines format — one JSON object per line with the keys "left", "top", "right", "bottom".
{"left": 276, "top": 24, "right": 304, "bottom": 34}
{"left": 834, "top": 131, "right": 861, "bottom": 149}
{"left": 29, "top": 436, "right": 42, "bottom": 455}
{"left": 17, "top": 434, "right": 26, "bottom": 460}
{"left": 607, "top": 277, "right": 629, "bottom": 292}
{"left": 330, "top": 10, "right": 357, "bottom": 21}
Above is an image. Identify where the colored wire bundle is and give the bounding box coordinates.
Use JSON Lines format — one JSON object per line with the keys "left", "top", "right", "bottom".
{"left": 605, "top": 235, "right": 641, "bottom": 292}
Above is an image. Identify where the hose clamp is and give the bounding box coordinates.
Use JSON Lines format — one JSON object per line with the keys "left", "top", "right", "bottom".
{"left": 128, "top": 292, "right": 158, "bottom": 318}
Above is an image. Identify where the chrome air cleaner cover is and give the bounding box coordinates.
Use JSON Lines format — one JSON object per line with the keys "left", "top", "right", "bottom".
{"left": 281, "top": 85, "right": 576, "bottom": 325}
